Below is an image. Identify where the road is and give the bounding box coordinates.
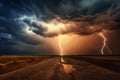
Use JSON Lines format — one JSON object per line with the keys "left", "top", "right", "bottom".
{"left": 0, "top": 57, "right": 120, "bottom": 80}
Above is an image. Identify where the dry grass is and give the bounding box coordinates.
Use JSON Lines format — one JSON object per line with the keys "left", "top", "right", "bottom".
{"left": 0, "top": 56, "right": 53, "bottom": 75}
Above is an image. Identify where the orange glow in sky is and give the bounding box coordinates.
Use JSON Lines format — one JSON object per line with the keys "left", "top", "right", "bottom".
{"left": 38, "top": 18, "right": 108, "bottom": 55}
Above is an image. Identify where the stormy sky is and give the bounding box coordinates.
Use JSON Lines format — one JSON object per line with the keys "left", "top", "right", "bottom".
{"left": 0, "top": 0, "right": 120, "bottom": 55}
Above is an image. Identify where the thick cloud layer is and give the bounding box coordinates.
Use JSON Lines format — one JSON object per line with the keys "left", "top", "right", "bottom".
{"left": 41, "top": 0, "right": 120, "bottom": 36}
{"left": 0, "top": 0, "right": 120, "bottom": 55}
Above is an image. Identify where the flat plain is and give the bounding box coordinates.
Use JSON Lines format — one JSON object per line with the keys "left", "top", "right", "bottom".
{"left": 0, "top": 55, "right": 120, "bottom": 80}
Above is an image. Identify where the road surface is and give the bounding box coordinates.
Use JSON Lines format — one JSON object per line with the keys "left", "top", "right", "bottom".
{"left": 0, "top": 57, "right": 120, "bottom": 80}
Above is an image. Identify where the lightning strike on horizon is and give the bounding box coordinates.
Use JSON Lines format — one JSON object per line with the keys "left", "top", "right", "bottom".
{"left": 58, "top": 35, "right": 65, "bottom": 64}
{"left": 99, "top": 33, "right": 112, "bottom": 55}
{"left": 59, "top": 35, "right": 64, "bottom": 56}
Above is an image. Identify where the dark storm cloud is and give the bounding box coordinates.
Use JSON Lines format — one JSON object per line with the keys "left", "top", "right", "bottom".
{"left": 5, "top": 0, "right": 118, "bottom": 37}
{"left": 0, "top": 0, "right": 120, "bottom": 54}
{"left": 41, "top": 0, "right": 120, "bottom": 36}
{"left": 23, "top": 19, "right": 47, "bottom": 36}
{"left": 0, "top": 17, "right": 42, "bottom": 45}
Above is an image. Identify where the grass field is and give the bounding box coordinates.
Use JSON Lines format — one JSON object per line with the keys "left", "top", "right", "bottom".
{"left": 0, "top": 56, "right": 53, "bottom": 75}
{"left": 66, "top": 55, "right": 120, "bottom": 72}
{"left": 0, "top": 55, "right": 120, "bottom": 75}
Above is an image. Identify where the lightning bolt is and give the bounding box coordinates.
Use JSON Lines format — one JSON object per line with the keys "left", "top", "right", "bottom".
{"left": 59, "top": 35, "right": 63, "bottom": 56}
{"left": 58, "top": 35, "right": 65, "bottom": 64}
{"left": 99, "top": 33, "right": 112, "bottom": 55}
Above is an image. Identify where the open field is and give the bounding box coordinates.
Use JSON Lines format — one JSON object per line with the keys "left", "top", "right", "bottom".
{"left": 0, "top": 56, "right": 53, "bottom": 75}
{"left": 65, "top": 55, "right": 120, "bottom": 72}
{"left": 0, "top": 56, "right": 120, "bottom": 80}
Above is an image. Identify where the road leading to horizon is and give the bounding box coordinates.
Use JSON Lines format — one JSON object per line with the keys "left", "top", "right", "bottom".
{"left": 0, "top": 56, "right": 120, "bottom": 80}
